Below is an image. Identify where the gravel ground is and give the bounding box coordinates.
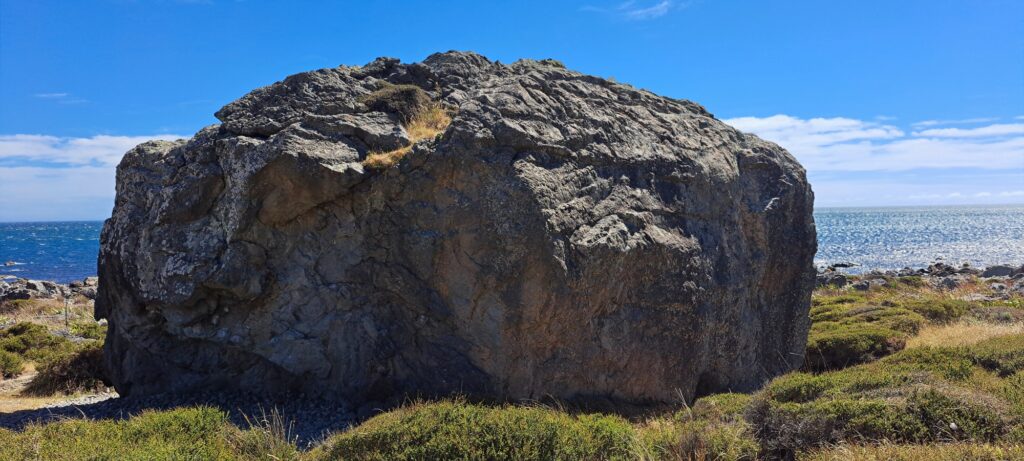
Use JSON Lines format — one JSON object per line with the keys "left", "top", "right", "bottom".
{"left": 0, "top": 391, "right": 356, "bottom": 447}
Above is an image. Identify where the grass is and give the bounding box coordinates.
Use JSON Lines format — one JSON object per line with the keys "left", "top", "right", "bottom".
{"left": 0, "top": 406, "right": 301, "bottom": 461}
{"left": 0, "top": 297, "right": 95, "bottom": 330}
{"left": 0, "top": 322, "right": 74, "bottom": 366}
{"left": 314, "top": 399, "right": 638, "bottom": 461}
{"left": 800, "top": 442, "right": 1024, "bottom": 460}
{"left": 804, "top": 294, "right": 924, "bottom": 371}
{"left": 907, "top": 320, "right": 1024, "bottom": 348}
{"left": 804, "top": 280, "right": 1023, "bottom": 372}
{"left": 0, "top": 318, "right": 108, "bottom": 396}
{"left": 23, "top": 340, "right": 107, "bottom": 396}
{"left": 362, "top": 103, "right": 451, "bottom": 170}
{"left": 749, "top": 335, "right": 1024, "bottom": 454}
{"left": 0, "top": 350, "right": 23, "bottom": 378}
{"left": 0, "top": 277, "right": 1021, "bottom": 460}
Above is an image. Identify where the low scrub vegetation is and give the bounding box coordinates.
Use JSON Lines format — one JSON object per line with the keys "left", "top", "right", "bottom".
{"left": 0, "top": 320, "right": 107, "bottom": 393}
{"left": 24, "top": 340, "right": 107, "bottom": 395}
{"left": 0, "top": 278, "right": 1020, "bottom": 459}
{"left": 0, "top": 406, "right": 301, "bottom": 461}
{"left": 315, "top": 400, "right": 638, "bottom": 461}
{"left": 800, "top": 442, "right": 1024, "bottom": 461}
{"left": 751, "top": 335, "right": 1024, "bottom": 456}
{"left": 804, "top": 280, "right": 1021, "bottom": 372}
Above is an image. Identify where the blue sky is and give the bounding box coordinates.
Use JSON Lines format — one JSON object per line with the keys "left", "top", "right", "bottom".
{"left": 1, "top": 0, "right": 1022, "bottom": 221}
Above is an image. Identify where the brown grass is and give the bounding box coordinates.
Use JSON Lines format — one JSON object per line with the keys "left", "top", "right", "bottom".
{"left": 800, "top": 442, "right": 1024, "bottom": 460}
{"left": 363, "top": 104, "right": 451, "bottom": 170}
{"left": 906, "top": 320, "right": 1024, "bottom": 348}
{"left": 0, "top": 297, "right": 94, "bottom": 330}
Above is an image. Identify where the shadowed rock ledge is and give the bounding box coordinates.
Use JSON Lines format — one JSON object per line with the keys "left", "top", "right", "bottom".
{"left": 96, "top": 51, "right": 817, "bottom": 409}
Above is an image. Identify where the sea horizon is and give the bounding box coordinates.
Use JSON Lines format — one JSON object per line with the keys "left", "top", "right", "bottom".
{"left": 4, "top": 204, "right": 1023, "bottom": 282}
{"left": 2, "top": 202, "right": 1023, "bottom": 225}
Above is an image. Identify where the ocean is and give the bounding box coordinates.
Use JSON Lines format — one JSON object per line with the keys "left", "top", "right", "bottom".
{"left": 2, "top": 205, "right": 1023, "bottom": 283}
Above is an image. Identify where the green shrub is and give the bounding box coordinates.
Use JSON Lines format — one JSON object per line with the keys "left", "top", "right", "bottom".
{"left": 902, "top": 298, "right": 973, "bottom": 323}
{"left": 811, "top": 293, "right": 867, "bottom": 307}
{"left": 0, "top": 322, "right": 68, "bottom": 359}
{"left": 897, "top": 275, "right": 927, "bottom": 287}
{"left": 677, "top": 419, "right": 759, "bottom": 461}
{"left": 0, "top": 407, "right": 239, "bottom": 460}
{"left": 688, "top": 393, "right": 753, "bottom": 422}
{"left": 969, "top": 306, "right": 1024, "bottom": 324}
{"left": 24, "top": 340, "right": 107, "bottom": 395}
{"left": 315, "top": 400, "right": 637, "bottom": 461}
{"left": 909, "top": 389, "right": 1005, "bottom": 441}
{"left": 751, "top": 336, "right": 1024, "bottom": 453}
{"left": 970, "top": 335, "right": 1024, "bottom": 377}
{"left": 669, "top": 393, "right": 760, "bottom": 460}
{"left": 226, "top": 408, "right": 302, "bottom": 461}
{"left": 70, "top": 321, "right": 106, "bottom": 341}
{"left": 805, "top": 297, "right": 927, "bottom": 371}
{"left": 804, "top": 323, "right": 907, "bottom": 371}
{"left": 0, "top": 350, "right": 23, "bottom": 378}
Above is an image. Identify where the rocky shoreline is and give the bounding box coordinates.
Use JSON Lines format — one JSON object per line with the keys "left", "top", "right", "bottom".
{"left": 817, "top": 261, "right": 1024, "bottom": 297}
{"left": 7, "top": 261, "right": 1022, "bottom": 305}
{"left": 0, "top": 276, "right": 99, "bottom": 303}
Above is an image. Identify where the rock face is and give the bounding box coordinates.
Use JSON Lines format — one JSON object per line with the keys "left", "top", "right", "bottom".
{"left": 96, "top": 52, "right": 817, "bottom": 407}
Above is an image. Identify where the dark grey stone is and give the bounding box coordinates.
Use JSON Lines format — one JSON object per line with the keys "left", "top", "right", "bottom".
{"left": 96, "top": 52, "right": 817, "bottom": 408}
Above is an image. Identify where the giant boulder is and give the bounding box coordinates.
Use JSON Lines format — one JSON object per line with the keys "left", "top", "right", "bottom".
{"left": 97, "top": 52, "right": 816, "bottom": 407}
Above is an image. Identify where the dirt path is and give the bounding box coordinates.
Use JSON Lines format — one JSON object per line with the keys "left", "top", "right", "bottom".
{"left": 0, "top": 368, "right": 116, "bottom": 413}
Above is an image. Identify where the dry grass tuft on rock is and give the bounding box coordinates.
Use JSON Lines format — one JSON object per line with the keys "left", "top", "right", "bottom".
{"left": 363, "top": 103, "right": 451, "bottom": 170}
{"left": 358, "top": 83, "right": 432, "bottom": 123}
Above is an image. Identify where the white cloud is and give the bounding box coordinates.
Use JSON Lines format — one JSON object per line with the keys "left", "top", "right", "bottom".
{"left": 0, "top": 134, "right": 185, "bottom": 221}
{"left": 0, "top": 134, "right": 183, "bottom": 167}
{"left": 0, "top": 166, "right": 118, "bottom": 221}
{"left": 724, "top": 115, "right": 1024, "bottom": 172}
{"left": 910, "top": 117, "right": 999, "bottom": 128}
{"left": 582, "top": 0, "right": 676, "bottom": 20}
{"left": 32, "top": 92, "right": 89, "bottom": 104}
{"left": 622, "top": 0, "right": 672, "bottom": 19}
{"left": 913, "top": 123, "right": 1024, "bottom": 138}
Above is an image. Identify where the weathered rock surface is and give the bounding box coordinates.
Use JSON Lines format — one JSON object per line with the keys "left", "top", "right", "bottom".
{"left": 96, "top": 52, "right": 817, "bottom": 407}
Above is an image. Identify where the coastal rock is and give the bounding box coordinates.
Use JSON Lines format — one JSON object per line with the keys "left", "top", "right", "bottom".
{"left": 936, "top": 274, "right": 972, "bottom": 291}
{"left": 852, "top": 278, "right": 888, "bottom": 291}
{"left": 0, "top": 278, "right": 66, "bottom": 301}
{"left": 982, "top": 265, "right": 1016, "bottom": 278}
{"left": 926, "top": 262, "right": 958, "bottom": 277}
{"left": 897, "top": 267, "right": 917, "bottom": 277}
{"left": 816, "top": 271, "right": 848, "bottom": 288}
{"left": 96, "top": 52, "right": 817, "bottom": 407}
